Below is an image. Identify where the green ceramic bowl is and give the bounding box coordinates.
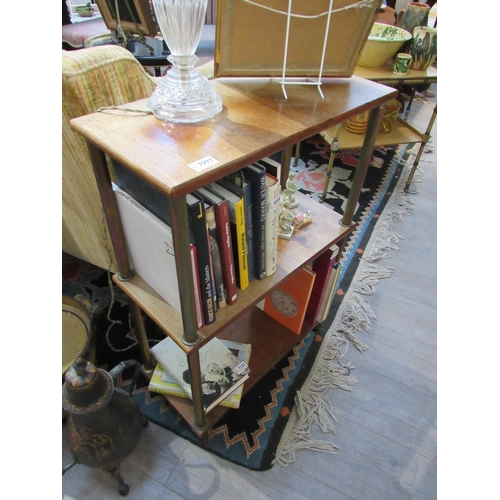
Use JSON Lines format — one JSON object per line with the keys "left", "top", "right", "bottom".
{"left": 358, "top": 23, "right": 412, "bottom": 68}
{"left": 75, "top": 5, "right": 94, "bottom": 17}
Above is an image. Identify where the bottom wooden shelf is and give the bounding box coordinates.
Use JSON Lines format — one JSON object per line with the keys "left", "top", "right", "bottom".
{"left": 321, "top": 116, "right": 425, "bottom": 150}
{"left": 162, "top": 306, "right": 315, "bottom": 441}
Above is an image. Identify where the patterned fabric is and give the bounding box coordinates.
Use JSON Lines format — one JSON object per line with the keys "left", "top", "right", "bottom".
{"left": 62, "top": 17, "right": 109, "bottom": 48}
{"left": 62, "top": 46, "right": 157, "bottom": 273}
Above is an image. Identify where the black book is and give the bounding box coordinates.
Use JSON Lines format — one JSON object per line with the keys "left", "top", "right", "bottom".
{"left": 196, "top": 193, "right": 227, "bottom": 309}
{"left": 243, "top": 163, "right": 266, "bottom": 280}
{"left": 112, "top": 159, "right": 171, "bottom": 226}
{"left": 187, "top": 192, "right": 217, "bottom": 325}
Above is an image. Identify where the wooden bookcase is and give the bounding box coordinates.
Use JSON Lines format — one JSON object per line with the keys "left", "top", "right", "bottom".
{"left": 70, "top": 75, "right": 397, "bottom": 441}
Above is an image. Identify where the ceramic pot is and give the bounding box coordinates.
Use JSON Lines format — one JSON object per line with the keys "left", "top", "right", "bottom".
{"left": 345, "top": 111, "right": 370, "bottom": 134}
{"left": 391, "top": 53, "right": 412, "bottom": 75}
{"left": 398, "top": 2, "right": 430, "bottom": 34}
{"left": 409, "top": 26, "right": 437, "bottom": 71}
{"left": 380, "top": 99, "right": 402, "bottom": 134}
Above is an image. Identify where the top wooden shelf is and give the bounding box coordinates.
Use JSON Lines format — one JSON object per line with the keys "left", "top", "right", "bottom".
{"left": 354, "top": 63, "right": 437, "bottom": 85}
{"left": 70, "top": 75, "right": 397, "bottom": 199}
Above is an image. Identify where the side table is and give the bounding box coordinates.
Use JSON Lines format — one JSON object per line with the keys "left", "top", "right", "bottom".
{"left": 296, "top": 63, "right": 437, "bottom": 195}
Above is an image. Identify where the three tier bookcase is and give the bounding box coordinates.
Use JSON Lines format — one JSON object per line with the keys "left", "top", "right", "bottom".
{"left": 71, "top": 75, "right": 397, "bottom": 442}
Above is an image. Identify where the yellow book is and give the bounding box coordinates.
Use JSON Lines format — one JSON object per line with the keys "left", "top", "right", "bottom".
{"left": 149, "top": 340, "right": 251, "bottom": 410}
{"left": 208, "top": 182, "right": 249, "bottom": 290}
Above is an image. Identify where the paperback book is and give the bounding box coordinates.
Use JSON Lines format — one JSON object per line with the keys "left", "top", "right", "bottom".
{"left": 148, "top": 340, "right": 251, "bottom": 409}
{"left": 150, "top": 336, "right": 250, "bottom": 413}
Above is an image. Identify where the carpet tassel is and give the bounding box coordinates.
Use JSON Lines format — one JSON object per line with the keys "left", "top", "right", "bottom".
{"left": 274, "top": 148, "right": 416, "bottom": 467}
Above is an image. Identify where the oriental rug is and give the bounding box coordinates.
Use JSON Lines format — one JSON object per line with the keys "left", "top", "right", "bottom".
{"left": 62, "top": 136, "right": 413, "bottom": 471}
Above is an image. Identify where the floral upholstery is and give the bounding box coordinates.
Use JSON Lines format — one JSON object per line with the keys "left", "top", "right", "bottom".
{"left": 62, "top": 45, "right": 157, "bottom": 272}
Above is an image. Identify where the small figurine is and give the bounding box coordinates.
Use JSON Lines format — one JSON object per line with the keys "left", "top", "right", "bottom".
{"left": 281, "top": 172, "right": 299, "bottom": 209}
{"left": 278, "top": 198, "right": 295, "bottom": 240}
{"left": 292, "top": 210, "right": 313, "bottom": 229}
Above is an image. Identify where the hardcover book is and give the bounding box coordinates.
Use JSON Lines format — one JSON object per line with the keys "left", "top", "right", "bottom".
{"left": 263, "top": 172, "right": 281, "bottom": 277}
{"left": 243, "top": 163, "right": 266, "bottom": 280}
{"left": 258, "top": 156, "right": 282, "bottom": 183}
{"left": 219, "top": 172, "right": 255, "bottom": 282}
{"left": 259, "top": 267, "right": 316, "bottom": 335}
{"left": 148, "top": 340, "right": 251, "bottom": 409}
{"left": 196, "top": 186, "right": 237, "bottom": 305}
{"left": 318, "top": 262, "right": 341, "bottom": 323}
{"left": 112, "top": 184, "right": 203, "bottom": 328}
{"left": 306, "top": 244, "right": 340, "bottom": 324}
{"left": 202, "top": 198, "right": 226, "bottom": 309}
{"left": 208, "top": 182, "right": 249, "bottom": 290}
{"left": 150, "top": 336, "right": 250, "bottom": 414}
{"left": 187, "top": 192, "right": 217, "bottom": 325}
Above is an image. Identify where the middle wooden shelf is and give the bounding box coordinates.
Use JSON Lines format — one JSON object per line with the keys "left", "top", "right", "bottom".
{"left": 113, "top": 191, "right": 353, "bottom": 350}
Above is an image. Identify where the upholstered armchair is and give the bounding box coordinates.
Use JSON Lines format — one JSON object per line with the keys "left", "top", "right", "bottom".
{"left": 63, "top": 45, "right": 215, "bottom": 273}
{"left": 62, "top": 45, "right": 158, "bottom": 272}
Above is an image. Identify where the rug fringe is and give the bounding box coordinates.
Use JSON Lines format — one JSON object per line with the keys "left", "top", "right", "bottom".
{"left": 274, "top": 152, "right": 416, "bottom": 467}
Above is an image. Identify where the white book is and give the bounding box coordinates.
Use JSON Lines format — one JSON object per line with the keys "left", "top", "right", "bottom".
{"left": 151, "top": 336, "right": 250, "bottom": 413}
{"left": 113, "top": 184, "right": 203, "bottom": 328}
{"left": 264, "top": 172, "right": 281, "bottom": 276}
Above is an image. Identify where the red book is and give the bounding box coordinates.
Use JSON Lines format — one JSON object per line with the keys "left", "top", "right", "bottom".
{"left": 196, "top": 186, "right": 238, "bottom": 305}
{"left": 260, "top": 267, "right": 316, "bottom": 335}
{"left": 306, "top": 245, "right": 339, "bottom": 324}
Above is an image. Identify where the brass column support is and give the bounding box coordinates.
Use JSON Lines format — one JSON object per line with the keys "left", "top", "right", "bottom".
{"left": 86, "top": 142, "right": 134, "bottom": 280}
{"left": 280, "top": 145, "right": 293, "bottom": 189}
{"left": 86, "top": 141, "right": 154, "bottom": 370}
{"left": 404, "top": 104, "right": 437, "bottom": 193}
{"left": 321, "top": 124, "right": 342, "bottom": 202}
{"left": 168, "top": 196, "right": 201, "bottom": 347}
{"left": 187, "top": 349, "right": 206, "bottom": 428}
{"left": 341, "top": 105, "right": 385, "bottom": 227}
{"left": 126, "top": 298, "right": 154, "bottom": 371}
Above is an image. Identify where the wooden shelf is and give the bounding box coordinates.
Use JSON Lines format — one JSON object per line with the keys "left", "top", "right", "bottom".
{"left": 113, "top": 191, "right": 353, "bottom": 351}
{"left": 162, "top": 305, "right": 316, "bottom": 441}
{"left": 321, "top": 117, "right": 425, "bottom": 151}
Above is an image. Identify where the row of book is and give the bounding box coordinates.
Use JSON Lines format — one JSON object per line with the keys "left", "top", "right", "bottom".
{"left": 111, "top": 156, "right": 283, "bottom": 328}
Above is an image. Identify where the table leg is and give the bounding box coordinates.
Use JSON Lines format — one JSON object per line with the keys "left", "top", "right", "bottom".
{"left": 280, "top": 145, "right": 293, "bottom": 189}
{"left": 187, "top": 349, "right": 206, "bottom": 429}
{"left": 293, "top": 142, "right": 301, "bottom": 166}
{"left": 169, "top": 196, "right": 201, "bottom": 347}
{"left": 87, "top": 142, "right": 134, "bottom": 280}
{"left": 404, "top": 104, "right": 437, "bottom": 193}
{"left": 341, "top": 105, "right": 385, "bottom": 227}
{"left": 321, "top": 124, "right": 341, "bottom": 202}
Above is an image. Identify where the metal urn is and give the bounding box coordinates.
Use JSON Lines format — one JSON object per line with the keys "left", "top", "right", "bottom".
{"left": 62, "top": 358, "right": 147, "bottom": 496}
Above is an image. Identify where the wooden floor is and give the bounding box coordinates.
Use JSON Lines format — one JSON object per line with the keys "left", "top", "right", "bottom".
{"left": 62, "top": 28, "right": 437, "bottom": 500}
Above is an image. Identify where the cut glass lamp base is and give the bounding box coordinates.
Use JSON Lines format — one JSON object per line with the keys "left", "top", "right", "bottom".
{"left": 148, "top": 62, "right": 222, "bottom": 124}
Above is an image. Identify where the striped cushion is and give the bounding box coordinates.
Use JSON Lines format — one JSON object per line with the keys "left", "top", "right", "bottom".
{"left": 62, "top": 45, "right": 157, "bottom": 272}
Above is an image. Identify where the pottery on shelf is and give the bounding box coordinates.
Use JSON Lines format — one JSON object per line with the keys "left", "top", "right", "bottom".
{"left": 380, "top": 99, "right": 402, "bottom": 134}
{"left": 358, "top": 23, "right": 412, "bottom": 68}
{"left": 75, "top": 3, "right": 94, "bottom": 17}
{"left": 408, "top": 26, "right": 437, "bottom": 71}
{"left": 398, "top": 2, "right": 430, "bottom": 34}
{"left": 345, "top": 111, "right": 370, "bottom": 134}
